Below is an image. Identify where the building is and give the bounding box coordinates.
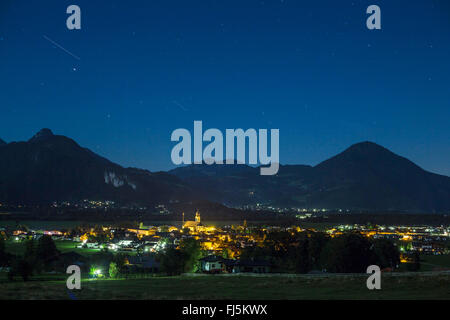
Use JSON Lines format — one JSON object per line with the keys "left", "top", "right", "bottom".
{"left": 199, "top": 256, "right": 271, "bottom": 274}
{"left": 183, "top": 211, "right": 203, "bottom": 232}
{"left": 231, "top": 260, "right": 271, "bottom": 274}
{"left": 125, "top": 255, "right": 160, "bottom": 273}
{"left": 200, "top": 256, "right": 225, "bottom": 273}
{"left": 127, "top": 223, "right": 157, "bottom": 237}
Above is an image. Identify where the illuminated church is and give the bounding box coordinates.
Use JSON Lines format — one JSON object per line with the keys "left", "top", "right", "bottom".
{"left": 183, "top": 210, "right": 202, "bottom": 231}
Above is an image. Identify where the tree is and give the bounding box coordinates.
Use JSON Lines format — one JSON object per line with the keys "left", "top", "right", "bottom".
{"left": 112, "top": 253, "right": 127, "bottom": 269}
{"left": 308, "top": 232, "right": 329, "bottom": 269}
{"left": 406, "top": 252, "right": 421, "bottom": 272}
{"left": 372, "top": 239, "right": 400, "bottom": 269}
{"left": 24, "top": 239, "right": 36, "bottom": 258}
{"left": 0, "top": 237, "right": 9, "bottom": 267}
{"left": 17, "top": 259, "right": 33, "bottom": 281}
{"left": 158, "top": 247, "right": 186, "bottom": 276}
{"left": 322, "top": 233, "right": 374, "bottom": 273}
{"left": 36, "top": 235, "right": 60, "bottom": 269}
{"left": 179, "top": 238, "right": 203, "bottom": 273}
{"left": 23, "top": 238, "right": 42, "bottom": 273}
{"left": 294, "top": 237, "right": 310, "bottom": 273}
{"left": 264, "top": 231, "right": 297, "bottom": 256}
{"left": 109, "top": 262, "right": 119, "bottom": 278}
{"left": 221, "top": 248, "right": 233, "bottom": 259}
{"left": 9, "top": 258, "right": 33, "bottom": 281}
{"left": 0, "top": 237, "right": 4, "bottom": 253}
{"left": 89, "top": 251, "right": 114, "bottom": 277}
{"left": 240, "top": 246, "right": 271, "bottom": 261}
{"left": 0, "top": 237, "right": 16, "bottom": 269}
{"left": 90, "top": 225, "right": 109, "bottom": 244}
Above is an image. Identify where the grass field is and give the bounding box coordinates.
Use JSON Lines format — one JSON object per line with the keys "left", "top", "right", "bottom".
{"left": 0, "top": 272, "right": 449, "bottom": 300}
{"left": 0, "top": 220, "right": 88, "bottom": 229}
{"left": 419, "top": 254, "right": 450, "bottom": 271}
{"left": 4, "top": 239, "right": 100, "bottom": 256}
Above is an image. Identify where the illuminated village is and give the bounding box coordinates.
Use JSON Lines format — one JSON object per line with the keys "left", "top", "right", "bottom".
{"left": 1, "top": 210, "right": 449, "bottom": 278}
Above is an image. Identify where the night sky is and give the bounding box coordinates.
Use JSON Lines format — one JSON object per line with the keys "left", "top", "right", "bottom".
{"left": 1, "top": 0, "right": 449, "bottom": 175}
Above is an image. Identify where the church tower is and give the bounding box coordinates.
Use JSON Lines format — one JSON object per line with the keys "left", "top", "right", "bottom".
{"left": 195, "top": 210, "right": 201, "bottom": 223}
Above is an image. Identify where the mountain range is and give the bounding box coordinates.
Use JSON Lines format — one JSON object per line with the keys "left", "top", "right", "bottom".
{"left": 0, "top": 129, "right": 449, "bottom": 213}
{"left": 0, "top": 129, "right": 190, "bottom": 206}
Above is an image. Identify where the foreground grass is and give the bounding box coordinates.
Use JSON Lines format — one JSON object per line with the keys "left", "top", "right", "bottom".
{"left": 420, "top": 255, "right": 450, "bottom": 271}
{"left": 0, "top": 273, "right": 449, "bottom": 300}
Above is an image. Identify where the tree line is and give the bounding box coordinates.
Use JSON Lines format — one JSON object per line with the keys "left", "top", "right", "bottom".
{"left": 240, "top": 231, "right": 401, "bottom": 273}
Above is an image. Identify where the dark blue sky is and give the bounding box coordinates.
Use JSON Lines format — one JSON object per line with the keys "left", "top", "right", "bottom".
{"left": 1, "top": 0, "right": 449, "bottom": 175}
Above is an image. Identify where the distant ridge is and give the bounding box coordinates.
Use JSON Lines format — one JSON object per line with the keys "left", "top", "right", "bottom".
{"left": 171, "top": 141, "right": 450, "bottom": 213}
{"left": 0, "top": 130, "right": 449, "bottom": 213}
{"left": 0, "top": 129, "right": 191, "bottom": 205}
{"left": 28, "top": 128, "right": 54, "bottom": 142}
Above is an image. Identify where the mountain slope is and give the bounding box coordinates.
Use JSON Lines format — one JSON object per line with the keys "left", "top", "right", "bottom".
{"left": 0, "top": 129, "right": 190, "bottom": 205}
{"left": 0, "top": 130, "right": 449, "bottom": 212}
{"left": 307, "top": 142, "right": 450, "bottom": 212}
{"left": 171, "top": 142, "right": 450, "bottom": 212}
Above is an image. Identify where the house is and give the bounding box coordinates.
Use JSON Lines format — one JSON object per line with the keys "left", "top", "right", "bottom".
{"left": 199, "top": 256, "right": 271, "bottom": 274}
{"left": 231, "top": 259, "right": 271, "bottom": 274}
{"left": 125, "top": 255, "right": 160, "bottom": 273}
{"left": 200, "top": 256, "right": 225, "bottom": 273}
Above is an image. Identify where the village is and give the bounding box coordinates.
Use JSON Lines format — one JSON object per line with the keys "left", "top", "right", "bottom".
{"left": 1, "top": 210, "right": 449, "bottom": 278}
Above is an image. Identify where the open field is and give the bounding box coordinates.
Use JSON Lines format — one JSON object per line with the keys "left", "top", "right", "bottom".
{"left": 0, "top": 272, "right": 449, "bottom": 300}
{"left": 0, "top": 220, "right": 89, "bottom": 229}
{"left": 4, "top": 239, "right": 101, "bottom": 257}
{"left": 420, "top": 254, "right": 450, "bottom": 271}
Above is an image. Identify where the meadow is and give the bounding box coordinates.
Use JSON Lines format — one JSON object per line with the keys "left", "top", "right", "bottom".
{"left": 0, "top": 272, "right": 449, "bottom": 300}
{"left": 4, "top": 239, "right": 100, "bottom": 256}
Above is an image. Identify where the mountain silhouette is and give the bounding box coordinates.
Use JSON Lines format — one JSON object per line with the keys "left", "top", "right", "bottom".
{"left": 0, "top": 130, "right": 449, "bottom": 213}
{"left": 0, "top": 129, "right": 190, "bottom": 205}
{"left": 306, "top": 142, "right": 450, "bottom": 212}
{"left": 171, "top": 142, "right": 450, "bottom": 212}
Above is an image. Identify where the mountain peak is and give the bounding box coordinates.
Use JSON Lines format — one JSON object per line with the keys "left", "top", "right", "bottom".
{"left": 0, "top": 138, "right": 6, "bottom": 146}
{"left": 315, "top": 140, "right": 402, "bottom": 172}
{"left": 339, "top": 141, "right": 392, "bottom": 157}
{"left": 29, "top": 128, "right": 54, "bottom": 142}
{"left": 348, "top": 141, "right": 385, "bottom": 150}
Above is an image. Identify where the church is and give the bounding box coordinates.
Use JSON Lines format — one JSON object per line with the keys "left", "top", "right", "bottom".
{"left": 182, "top": 210, "right": 203, "bottom": 232}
